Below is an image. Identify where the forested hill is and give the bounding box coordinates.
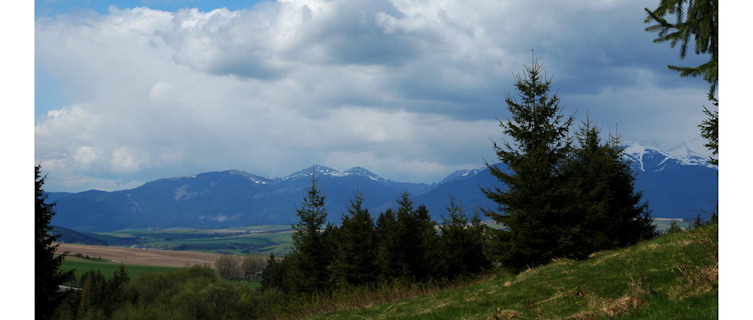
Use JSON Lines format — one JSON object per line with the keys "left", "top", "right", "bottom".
{"left": 49, "top": 144, "right": 716, "bottom": 232}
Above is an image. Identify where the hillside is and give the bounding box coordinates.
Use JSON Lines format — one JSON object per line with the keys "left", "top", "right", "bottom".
{"left": 305, "top": 224, "right": 717, "bottom": 320}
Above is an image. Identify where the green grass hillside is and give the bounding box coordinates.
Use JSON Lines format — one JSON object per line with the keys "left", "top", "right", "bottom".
{"left": 308, "top": 224, "right": 717, "bottom": 320}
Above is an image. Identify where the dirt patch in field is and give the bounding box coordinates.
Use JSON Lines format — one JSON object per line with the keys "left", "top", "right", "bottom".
{"left": 57, "top": 243, "right": 224, "bottom": 268}
{"left": 601, "top": 296, "right": 644, "bottom": 317}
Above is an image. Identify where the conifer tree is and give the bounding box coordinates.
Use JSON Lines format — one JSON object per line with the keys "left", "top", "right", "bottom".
{"left": 260, "top": 253, "right": 286, "bottom": 291}
{"left": 286, "top": 174, "right": 334, "bottom": 293}
{"left": 36, "top": 165, "right": 74, "bottom": 320}
{"left": 565, "top": 119, "right": 656, "bottom": 257}
{"left": 440, "top": 200, "right": 491, "bottom": 277}
{"left": 333, "top": 193, "right": 378, "bottom": 287}
{"left": 413, "top": 204, "right": 440, "bottom": 280}
{"left": 481, "top": 57, "right": 574, "bottom": 272}
{"left": 375, "top": 208, "right": 400, "bottom": 280}
{"left": 645, "top": 0, "right": 718, "bottom": 165}
{"left": 466, "top": 209, "right": 492, "bottom": 273}
{"left": 439, "top": 198, "right": 471, "bottom": 277}
{"left": 394, "top": 193, "right": 418, "bottom": 279}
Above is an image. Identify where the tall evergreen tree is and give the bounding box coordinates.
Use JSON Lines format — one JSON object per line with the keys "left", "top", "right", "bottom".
{"left": 413, "top": 204, "right": 441, "bottom": 280}
{"left": 36, "top": 165, "right": 74, "bottom": 320}
{"left": 481, "top": 57, "right": 574, "bottom": 272}
{"left": 333, "top": 193, "right": 378, "bottom": 287}
{"left": 645, "top": 0, "right": 718, "bottom": 165}
{"left": 260, "top": 253, "right": 286, "bottom": 291}
{"left": 439, "top": 198, "right": 489, "bottom": 277}
{"left": 565, "top": 119, "right": 656, "bottom": 257}
{"left": 285, "top": 174, "right": 334, "bottom": 293}
{"left": 375, "top": 208, "right": 400, "bottom": 280}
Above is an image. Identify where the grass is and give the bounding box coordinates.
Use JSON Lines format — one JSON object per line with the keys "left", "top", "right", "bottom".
{"left": 61, "top": 255, "right": 181, "bottom": 281}
{"left": 93, "top": 225, "right": 293, "bottom": 255}
{"left": 302, "top": 224, "right": 717, "bottom": 320}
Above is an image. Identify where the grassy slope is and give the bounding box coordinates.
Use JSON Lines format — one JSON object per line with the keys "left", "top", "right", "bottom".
{"left": 310, "top": 225, "right": 717, "bottom": 320}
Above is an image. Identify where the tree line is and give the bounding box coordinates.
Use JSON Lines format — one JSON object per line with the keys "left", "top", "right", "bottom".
{"left": 261, "top": 187, "right": 491, "bottom": 295}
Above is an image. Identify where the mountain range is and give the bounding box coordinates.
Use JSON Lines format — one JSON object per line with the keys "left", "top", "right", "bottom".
{"left": 49, "top": 143, "right": 718, "bottom": 232}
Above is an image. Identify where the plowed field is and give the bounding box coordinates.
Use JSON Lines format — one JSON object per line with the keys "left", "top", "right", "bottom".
{"left": 56, "top": 243, "right": 222, "bottom": 268}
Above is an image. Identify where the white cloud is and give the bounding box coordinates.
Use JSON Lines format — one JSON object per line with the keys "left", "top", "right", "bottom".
{"left": 34, "top": 0, "right": 711, "bottom": 191}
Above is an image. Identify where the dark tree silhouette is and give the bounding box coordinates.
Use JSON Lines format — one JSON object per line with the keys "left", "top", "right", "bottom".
{"left": 36, "top": 165, "right": 74, "bottom": 320}
{"left": 482, "top": 57, "right": 574, "bottom": 272}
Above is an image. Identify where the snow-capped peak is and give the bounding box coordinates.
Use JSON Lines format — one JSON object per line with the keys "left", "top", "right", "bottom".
{"left": 622, "top": 142, "right": 714, "bottom": 172}
{"left": 345, "top": 167, "right": 386, "bottom": 182}
{"left": 665, "top": 140, "right": 714, "bottom": 168}
{"left": 285, "top": 165, "right": 346, "bottom": 179}
{"left": 437, "top": 168, "right": 483, "bottom": 185}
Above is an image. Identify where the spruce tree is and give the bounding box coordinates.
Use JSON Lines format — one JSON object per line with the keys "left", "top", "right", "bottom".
{"left": 260, "top": 253, "right": 286, "bottom": 291}
{"left": 645, "top": 0, "right": 718, "bottom": 166}
{"left": 439, "top": 198, "right": 470, "bottom": 277}
{"left": 481, "top": 57, "right": 574, "bottom": 272}
{"left": 440, "top": 200, "right": 491, "bottom": 278}
{"left": 413, "top": 204, "right": 440, "bottom": 280}
{"left": 286, "top": 174, "right": 334, "bottom": 293}
{"left": 394, "top": 193, "right": 418, "bottom": 279}
{"left": 565, "top": 119, "right": 656, "bottom": 257}
{"left": 375, "top": 208, "right": 400, "bottom": 280}
{"left": 36, "top": 165, "right": 74, "bottom": 320}
{"left": 333, "top": 192, "right": 378, "bottom": 287}
{"left": 392, "top": 192, "right": 439, "bottom": 280}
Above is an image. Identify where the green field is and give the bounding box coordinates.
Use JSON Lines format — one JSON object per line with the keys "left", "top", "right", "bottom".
{"left": 92, "top": 225, "right": 293, "bottom": 255}
{"left": 60, "top": 255, "right": 180, "bottom": 281}
{"left": 304, "top": 224, "right": 717, "bottom": 320}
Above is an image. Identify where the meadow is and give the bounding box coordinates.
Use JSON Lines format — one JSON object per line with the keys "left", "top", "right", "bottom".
{"left": 60, "top": 255, "right": 180, "bottom": 281}
{"left": 299, "top": 224, "right": 717, "bottom": 320}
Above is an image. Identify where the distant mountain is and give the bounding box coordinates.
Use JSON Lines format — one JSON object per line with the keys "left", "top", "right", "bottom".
{"left": 50, "top": 165, "right": 430, "bottom": 232}
{"left": 622, "top": 143, "right": 718, "bottom": 219}
{"left": 50, "top": 144, "right": 717, "bottom": 232}
{"left": 416, "top": 143, "right": 718, "bottom": 221}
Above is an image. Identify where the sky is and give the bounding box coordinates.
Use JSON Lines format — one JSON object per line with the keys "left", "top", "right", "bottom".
{"left": 33, "top": 0, "right": 716, "bottom": 192}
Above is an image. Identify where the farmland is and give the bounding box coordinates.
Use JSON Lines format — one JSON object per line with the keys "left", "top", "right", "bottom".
{"left": 57, "top": 243, "right": 226, "bottom": 268}
{"left": 59, "top": 224, "right": 294, "bottom": 255}
{"left": 60, "top": 255, "right": 180, "bottom": 280}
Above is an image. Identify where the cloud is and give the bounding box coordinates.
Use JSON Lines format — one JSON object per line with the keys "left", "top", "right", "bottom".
{"left": 35, "top": 0, "right": 711, "bottom": 191}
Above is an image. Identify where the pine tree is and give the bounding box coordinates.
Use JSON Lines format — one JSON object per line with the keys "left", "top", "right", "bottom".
{"left": 644, "top": 0, "right": 717, "bottom": 94}
{"left": 481, "top": 57, "right": 574, "bottom": 272}
{"left": 391, "top": 193, "right": 434, "bottom": 280}
{"left": 467, "top": 209, "right": 492, "bottom": 273}
{"left": 413, "top": 204, "right": 440, "bottom": 280}
{"left": 260, "top": 253, "right": 286, "bottom": 291}
{"left": 440, "top": 200, "right": 491, "bottom": 278}
{"left": 565, "top": 119, "right": 656, "bottom": 257}
{"left": 375, "top": 208, "right": 400, "bottom": 280}
{"left": 286, "top": 174, "right": 334, "bottom": 293}
{"left": 699, "top": 96, "right": 718, "bottom": 166}
{"left": 333, "top": 192, "right": 378, "bottom": 287}
{"left": 36, "top": 165, "right": 74, "bottom": 320}
{"left": 645, "top": 0, "right": 718, "bottom": 165}
{"left": 440, "top": 198, "right": 471, "bottom": 277}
